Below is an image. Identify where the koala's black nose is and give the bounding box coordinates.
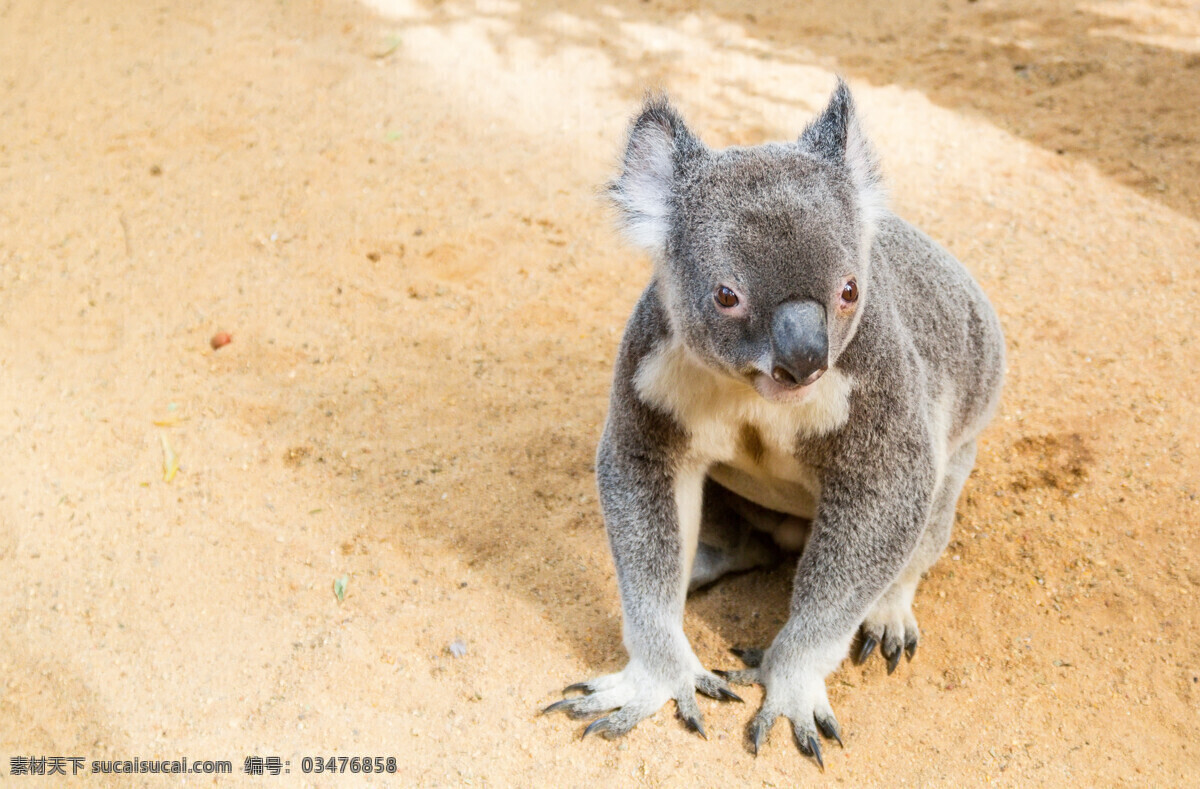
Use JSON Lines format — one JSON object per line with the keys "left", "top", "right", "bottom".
{"left": 770, "top": 300, "right": 828, "bottom": 387}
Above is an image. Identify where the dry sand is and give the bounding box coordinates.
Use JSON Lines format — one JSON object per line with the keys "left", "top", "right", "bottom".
{"left": 1, "top": 0, "right": 1198, "bottom": 785}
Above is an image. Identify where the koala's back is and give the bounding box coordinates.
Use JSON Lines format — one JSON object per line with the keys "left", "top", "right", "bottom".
{"left": 863, "top": 213, "right": 1006, "bottom": 448}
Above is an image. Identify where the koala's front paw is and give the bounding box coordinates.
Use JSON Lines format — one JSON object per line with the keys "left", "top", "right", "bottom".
{"left": 856, "top": 586, "right": 920, "bottom": 673}
{"left": 717, "top": 648, "right": 842, "bottom": 769}
{"left": 543, "top": 660, "right": 742, "bottom": 740}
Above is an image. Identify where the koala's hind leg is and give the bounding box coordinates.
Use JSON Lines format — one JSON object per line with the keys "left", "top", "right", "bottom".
{"left": 856, "top": 440, "right": 977, "bottom": 672}
{"left": 688, "top": 480, "right": 789, "bottom": 592}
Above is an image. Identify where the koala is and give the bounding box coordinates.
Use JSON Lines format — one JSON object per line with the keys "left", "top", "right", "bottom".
{"left": 545, "top": 79, "right": 1005, "bottom": 768}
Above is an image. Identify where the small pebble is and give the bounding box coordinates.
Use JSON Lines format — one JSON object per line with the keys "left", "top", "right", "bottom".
{"left": 211, "top": 332, "right": 232, "bottom": 350}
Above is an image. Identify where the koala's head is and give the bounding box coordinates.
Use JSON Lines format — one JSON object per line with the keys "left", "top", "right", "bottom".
{"left": 609, "top": 79, "right": 885, "bottom": 403}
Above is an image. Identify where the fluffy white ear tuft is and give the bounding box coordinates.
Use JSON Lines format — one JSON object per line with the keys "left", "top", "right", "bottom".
{"left": 609, "top": 96, "right": 700, "bottom": 254}
{"left": 799, "top": 78, "right": 886, "bottom": 233}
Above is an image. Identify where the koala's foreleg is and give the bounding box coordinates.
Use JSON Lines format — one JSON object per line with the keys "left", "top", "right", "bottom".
{"left": 544, "top": 413, "right": 742, "bottom": 738}
{"left": 857, "top": 439, "right": 977, "bottom": 671}
{"left": 721, "top": 456, "right": 935, "bottom": 764}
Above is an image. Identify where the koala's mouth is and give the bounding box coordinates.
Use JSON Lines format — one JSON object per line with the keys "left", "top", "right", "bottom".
{"left": 751, "top": 367, "right": 826, "bottom": 403}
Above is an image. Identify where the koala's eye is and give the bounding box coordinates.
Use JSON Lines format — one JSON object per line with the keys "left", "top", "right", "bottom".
{"left": 714, "top": 286, "right": 739, "bottom": 309}
{"left": 841, "top": 280, "right": 858, "bottom": 304}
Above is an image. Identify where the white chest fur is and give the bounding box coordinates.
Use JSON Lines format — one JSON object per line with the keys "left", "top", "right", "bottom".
{"left": 633, "top": 339, "right": 854, "bottom": 519}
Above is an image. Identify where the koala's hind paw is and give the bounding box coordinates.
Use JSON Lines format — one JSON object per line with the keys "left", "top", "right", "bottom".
{"left": 543, "top": 663, "right": 741, "bottom": 740}
{"left": 712, "top": 646, "right": 764, "bottom": 686}
{"left": 856, "top": 593, "right": 920, "bottom": 673}
{"left": 730, "top": 646, "right": 764, "bottom": 667}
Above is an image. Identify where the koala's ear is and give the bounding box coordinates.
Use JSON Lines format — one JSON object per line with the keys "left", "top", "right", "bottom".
{"left": 799, "top": 78, "right": 885, "bottom": 227}
{"left": 609, "top": 96, "right": 702, "bottom": 254}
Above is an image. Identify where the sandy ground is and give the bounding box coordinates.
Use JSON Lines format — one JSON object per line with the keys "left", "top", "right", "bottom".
{"left": 1, "top": 0, "right": 1198, "bottom": 785}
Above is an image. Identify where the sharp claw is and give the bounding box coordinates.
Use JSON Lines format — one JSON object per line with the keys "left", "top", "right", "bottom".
{"left": 541, "top": 699, "right": 574, "bottom": 716}
{"left": 905, "top": 638, "right": 918, "bottom": 661}
{"left": 712, "top": 669, "right": 729, "bottom": 678}
{"left": 795, "top": 732, "right": 825, "bottom": 769}
{"left": 808, "top": 735, "right": 825, "bottom": 771}
{"left": 563, "top": 682, "right": 591, "bottom": 694}
{"left": 731, "top": 647, "right": 764, "bottom": 667}
{"left": 749, "top": 716, "right": 771, "bottom": 756}
{"left": 582, "top": 717, "right": 609, "bottom": 739}
{"left": 684, "top": 715, "right": 707, "bottom": 739}
{"left": 718, "top": 686, "right": 744, "bottom": 703}
{"left": 816, "top": 715, "right": 843, "bottom": 747}
{"left": 855, "top": 636, "right": 877, "bottom": 665}
{"left": 886, "top": 647, "right": 901, "bottom": 675}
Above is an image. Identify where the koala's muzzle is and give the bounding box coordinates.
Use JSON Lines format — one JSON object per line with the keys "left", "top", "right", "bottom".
{"left": 770, "top": 300, "right": 828, "bottom": 387}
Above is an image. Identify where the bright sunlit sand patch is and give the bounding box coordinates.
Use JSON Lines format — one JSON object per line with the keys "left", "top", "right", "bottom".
{"left": 1081, "top": 0, "right": 1200, "bottom": 52}
{"left": 357, "top": 0, "right": 429, "bottom": 21}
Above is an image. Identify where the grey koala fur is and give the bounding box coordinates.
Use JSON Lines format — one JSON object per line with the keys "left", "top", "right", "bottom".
{"left": 544, "top": 79, "right": 1005, "bottom": 766}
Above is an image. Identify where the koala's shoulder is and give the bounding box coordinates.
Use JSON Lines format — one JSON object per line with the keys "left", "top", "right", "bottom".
{"left": 612, "top": 284, "right": 673, "bottom": 378}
